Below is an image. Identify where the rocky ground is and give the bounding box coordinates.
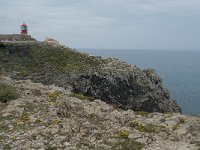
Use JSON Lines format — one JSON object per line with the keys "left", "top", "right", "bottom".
{"left": 0, "top": 76, "right": 200, "bottom": 150}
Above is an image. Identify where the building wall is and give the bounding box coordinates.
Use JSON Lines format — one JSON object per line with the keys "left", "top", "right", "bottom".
{"left": 0, "top": 34, "right": 36, "bottom": 41}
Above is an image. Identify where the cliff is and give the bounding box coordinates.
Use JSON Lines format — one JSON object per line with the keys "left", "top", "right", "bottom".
{"left": 0, "top": 77, "right": 199, "bottom": 150}
{"left": 0, "top": 42, "right": 181, "bottom": 113}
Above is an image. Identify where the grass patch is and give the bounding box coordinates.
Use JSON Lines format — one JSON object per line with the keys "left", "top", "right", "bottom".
{"left": 0, "top": 82, "right": 19, "bottom": 103}
{"left": 0, "top": 42, "right": 103, "bottom": 85}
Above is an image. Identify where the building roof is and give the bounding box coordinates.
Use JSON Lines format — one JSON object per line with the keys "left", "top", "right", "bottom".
{"left": 21, "top": 22, "right": 27, "bottom": 27}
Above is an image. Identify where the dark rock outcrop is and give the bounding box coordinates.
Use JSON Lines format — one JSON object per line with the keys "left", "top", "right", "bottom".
{"left": 72, "top": 59, "right": 181, "bottom": 113}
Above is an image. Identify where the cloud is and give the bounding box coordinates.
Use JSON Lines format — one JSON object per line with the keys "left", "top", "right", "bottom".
{"left": 0, "top": 0, "right": 200, "bottom": 49}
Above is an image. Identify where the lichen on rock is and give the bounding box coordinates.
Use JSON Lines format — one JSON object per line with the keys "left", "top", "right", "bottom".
{"left": 0, "top": 77, "right": 199, "bottom": 150}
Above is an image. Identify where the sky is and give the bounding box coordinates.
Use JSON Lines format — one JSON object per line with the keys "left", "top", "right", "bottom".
{"left": 0, "top": 0, "right": 200, "bottom": 50}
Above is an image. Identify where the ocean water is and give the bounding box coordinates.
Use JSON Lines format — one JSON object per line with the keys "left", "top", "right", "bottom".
{"left": 79, "top": 49, "right": 200, "bottom": 115}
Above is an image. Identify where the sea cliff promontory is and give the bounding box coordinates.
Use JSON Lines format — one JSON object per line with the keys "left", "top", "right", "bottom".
{"left": 1, "top": 42, "right": 200, "bottom": 150}
{"left": 0, "top": 42, "right": 181, "bottom": 113}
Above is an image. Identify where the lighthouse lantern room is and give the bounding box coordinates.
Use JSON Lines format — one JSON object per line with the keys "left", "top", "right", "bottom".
{"left": 20, "top": 22, "right": 28, "bottom": 35}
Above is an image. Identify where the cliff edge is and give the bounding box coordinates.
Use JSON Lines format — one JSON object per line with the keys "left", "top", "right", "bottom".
{"left": 0, "top": 42, "right": 181, "bottom": 113}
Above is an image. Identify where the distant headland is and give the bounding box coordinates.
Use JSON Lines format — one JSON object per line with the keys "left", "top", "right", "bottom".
{"left": 0, "top": 23, "right": 60, "bottom": 45}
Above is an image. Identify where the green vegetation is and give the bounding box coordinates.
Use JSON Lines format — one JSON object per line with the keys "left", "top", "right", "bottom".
{"left": 111, "top": 129, "right": 144, "bottom": 150}
{"left": 0, "top": 43, "right": 103, "bottom": 80}
{"left": 69, "top": 92, "right": 95, "bottom": 101}
{"left": 135, "top": 111, "right": 150, "bottom": 117}
{"left": 172, "top": 124, "right": 180, "bottom": 131}
{"left": 45, "top": 146, "right": 57, "bottom": 150}
{"left": 36, "top": 45, "right": 101, "bottom": 73}
{"left": 143, "top": 123, "right": 156, "bottom": 133}
{"left": 113, "top": 138, "right": 144, "bottom": 150}
{"left": 119, "top": 130, "right": 129, "bottom": 138}
{"left": 51, "top": 118, "right": 62, "bottom": 125}
{"left": 130, "top": 120, "right": 156, "bottom": 133}
{"left": 20, "top": 113, "right": 30, "bottom": 123}
{"left": 3, "top": 144, "right": 11, "bottom": 150}
{"left": 48, "top": 91, "right": 60, "bottom": 100}
{"left": 0, "top": 82, "right": 19, "bottom": 103}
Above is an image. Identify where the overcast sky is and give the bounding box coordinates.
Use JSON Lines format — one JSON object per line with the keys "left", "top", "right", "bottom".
{"left": 0, "top": 0, "right": 200, "bottom": 50}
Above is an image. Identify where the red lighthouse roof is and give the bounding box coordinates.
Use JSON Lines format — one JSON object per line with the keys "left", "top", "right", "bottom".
{"left": 20, "top": 22, "right": 28, "bottom": 35}
{"left": 21, "top": 22, "right": 27, "bottom": 27}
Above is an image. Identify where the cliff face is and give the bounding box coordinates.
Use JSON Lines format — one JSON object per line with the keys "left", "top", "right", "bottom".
{"left": 72, "top": 59, "right": 181, "bottom": 112}
{"left": 0, "top": 42, "right": 181, "bottom": 113}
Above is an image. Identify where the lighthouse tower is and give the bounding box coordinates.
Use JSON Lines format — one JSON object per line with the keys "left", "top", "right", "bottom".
{"left": 20, "top": 22, "right": 28, "bottom": 35}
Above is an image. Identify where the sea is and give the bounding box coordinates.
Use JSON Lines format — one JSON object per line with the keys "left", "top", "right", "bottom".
{"left": 79, "top": 49, "right": 200, "bottom": 115}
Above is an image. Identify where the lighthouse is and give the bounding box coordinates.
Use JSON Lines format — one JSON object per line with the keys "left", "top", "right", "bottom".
{"left": 0, "top": 22, "right": 36, "bottom": 42}
{"left": 20, "top": 22, "right": 28, "bottom": 35}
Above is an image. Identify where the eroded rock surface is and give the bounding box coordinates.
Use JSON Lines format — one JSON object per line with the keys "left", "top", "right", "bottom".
{"left": 73, "top": 58, "right": 181, "bottom": 112}
{"left": 0, "top": 77, "right": 199, "bottom": 150}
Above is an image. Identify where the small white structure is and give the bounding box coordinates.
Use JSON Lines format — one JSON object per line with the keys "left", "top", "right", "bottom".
{"left": 44, "top": 37, "right": 59, "bottom": 44}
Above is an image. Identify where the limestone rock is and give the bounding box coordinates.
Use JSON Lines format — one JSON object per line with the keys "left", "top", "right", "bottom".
{"left": 0, "top": 77, "right": 199, "bottom": 150}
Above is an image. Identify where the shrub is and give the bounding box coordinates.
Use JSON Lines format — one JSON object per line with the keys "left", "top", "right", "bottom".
{"left": 130, "top": 120, "right": 139, "bottom": 128}
{"left": 130, "top": 120, "right": 156, "bottom": 133}
{"left": 48, "top": 91, "right": 59, "bottom": 100}
{"left": 0, "top": 82, "right": 19, "bottom": 103}
{"left": 119, "top": 130, "right": 129, "bottom": 138}
{"left": 138, "top": 124, "right": 145, "bottom": 132}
